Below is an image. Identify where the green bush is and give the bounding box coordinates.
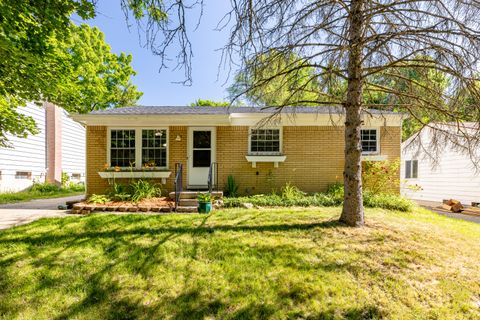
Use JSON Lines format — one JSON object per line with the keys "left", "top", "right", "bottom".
{"left": 31, "top": 182, "right": 61, "bottom": 193}
{"left": 65, "top": 182, "right": 85, "bottom": 192}
{"left": 363, "top": 192, "right": 414, "bottom": 212}
{"left": 224, "top": 182, "right": 413, "bottom": 212}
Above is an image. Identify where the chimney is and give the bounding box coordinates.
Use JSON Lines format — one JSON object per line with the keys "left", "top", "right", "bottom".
{"left": 45, "top": 102, "right": 62, "bottom": 185}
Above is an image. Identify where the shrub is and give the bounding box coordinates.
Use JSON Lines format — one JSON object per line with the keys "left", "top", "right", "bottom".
{"left": 363, "top": 192, "right": 414, "bottom": 212}
{"left": 225, "top": 175, "right": 239, "bottom": 197}
{"left": 65, "top": 182, "right": 85, "bottom": 192}
{"left": 281, "top": 182, "right": 306, "bottom": 200}
{"left": 363, "top": 160, "right": 400, "bottom": 194}
{"left": 31, "top": 182, "right": 61, "bottom": 193}
{"left": 88, "top": 194, "right": 111, "bottom": 204}
{"left": 130, "top": 179, "right": 161, "bottom": 202}
{"left": 224, "top": 182, "right": 413, "bottom": 212}
{"left": 61, "top": 172, "right": 70, "bottom": 186}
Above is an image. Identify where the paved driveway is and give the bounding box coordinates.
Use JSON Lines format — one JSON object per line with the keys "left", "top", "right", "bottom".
{"left": 0, "top": 195, "right": 84, "bottom": 230}
{"left": 416, "top": 200, "right": 480, "bottom": 224}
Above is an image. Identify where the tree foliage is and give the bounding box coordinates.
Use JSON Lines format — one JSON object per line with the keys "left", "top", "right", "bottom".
{"left": 0, "top": 2, "right": 142, "bottom": 147}
{"left": 190, "top": 99, "right": 230, "bottom": 107}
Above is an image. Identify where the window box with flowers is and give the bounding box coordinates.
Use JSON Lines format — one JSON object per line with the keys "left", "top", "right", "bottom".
{"left": 99, "top": 128, "right": 172, "bottom": 183}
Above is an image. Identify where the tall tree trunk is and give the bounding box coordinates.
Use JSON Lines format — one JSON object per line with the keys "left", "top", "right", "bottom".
{"left": 340, "top": 0, "right": 365, "bottom": 227}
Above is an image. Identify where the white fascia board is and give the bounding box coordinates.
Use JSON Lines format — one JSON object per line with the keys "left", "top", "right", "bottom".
{"left": 72, "top": 112, "right": 403, "bottom": 127}
{"left": 72, "top": 114, "right": 231, "bottom": 126}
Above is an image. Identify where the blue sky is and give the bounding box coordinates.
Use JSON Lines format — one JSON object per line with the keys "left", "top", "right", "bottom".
{"left": 77, "top": 1, "right": 233, "bottom": 106}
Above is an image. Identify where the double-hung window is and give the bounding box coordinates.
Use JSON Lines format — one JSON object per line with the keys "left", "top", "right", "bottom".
{"left": 142, "top": 129, "right": 167, "bottom": 168}
{"left": 109, "top": 128, "right": 168, "bottom": 169}
{"left": 361, "top": 129, "right": 379, "bottom": 154}
{"left": 249, "top": 128, "right": 282, "bottom": 155}
{"left": 405, "top": 160, "right": 418, "bottom": 179}
{"left": 110, "top": 129, "right": 136, "bottom": 167}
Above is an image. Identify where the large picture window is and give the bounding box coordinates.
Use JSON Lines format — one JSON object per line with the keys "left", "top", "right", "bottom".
{"left": 108, "top": 128, "right": 168, "bottom": 169}
{"left": 142, "top": 129, "right": 167, "bottom": 167}
{"left": 361, "top": 129, "right": 379, "bottom": 154}
{"left": 110, "top": 129, "right": 136, "bottom": 167}
{"left": 249, "top": 128, "right": 281, "bottom": 155}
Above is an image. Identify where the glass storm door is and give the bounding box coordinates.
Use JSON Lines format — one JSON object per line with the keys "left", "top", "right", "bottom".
{"left": 188, "top": 127, "right": 215, "bottom": 187}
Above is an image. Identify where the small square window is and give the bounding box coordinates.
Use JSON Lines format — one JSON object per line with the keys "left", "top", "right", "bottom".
{"left": 249, "top": 129, "right": 281, "bottom": 155}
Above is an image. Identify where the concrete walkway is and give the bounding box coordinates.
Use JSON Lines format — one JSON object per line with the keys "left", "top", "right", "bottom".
{"left": 0, "top": 195, "right": 84, "bottom": 210}
{"left": 416, "top": 200, "right": 480, "bottom": 224}
{"left": 0, "top": 209, "right": 72, "bottom": 230}
{"left": 0, "top": 195, "right": 84, "bottom": 230}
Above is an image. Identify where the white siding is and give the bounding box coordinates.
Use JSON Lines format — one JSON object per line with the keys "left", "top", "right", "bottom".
{"left": 0, "top": 103, "right": 46, "bottom": 192}
{"left": 61, "top": 110, "right": 86, "bottom": 182}
{"left": 401, "top": 128, "right": 480, "bottom": 204}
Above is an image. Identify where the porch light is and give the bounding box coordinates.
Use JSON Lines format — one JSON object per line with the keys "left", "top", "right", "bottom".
{"left": 175, "top": 135, "right": 182, "bottom": 141}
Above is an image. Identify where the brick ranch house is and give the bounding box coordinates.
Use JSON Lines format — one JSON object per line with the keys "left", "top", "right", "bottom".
{"left": 73, "top": 106, "right": 403, "bottom": 196}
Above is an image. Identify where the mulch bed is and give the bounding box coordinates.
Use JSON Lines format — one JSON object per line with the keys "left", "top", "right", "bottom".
{"left": 71, "top": 197, "right": 174, "bottom": 214}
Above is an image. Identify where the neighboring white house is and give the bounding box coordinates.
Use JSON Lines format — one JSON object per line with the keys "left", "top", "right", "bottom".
{"left": 0, "top": 102, "right": 86, "bottom": 193}
{"left": 401, "top": 123, "right": 480, "bottom": 205}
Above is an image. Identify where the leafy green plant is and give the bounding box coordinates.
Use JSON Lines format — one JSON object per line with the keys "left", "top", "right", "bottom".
{"left": 88, "top": 194, "right": 111, "bottom": 204}
{"left": 280, "top": 183, "right": 306, "bottom": 200}
{"left": 61, "top": 172, "right": 70, "bottom": 186}
{"left": 109, "top": 183, "right": 132, "bottom": 202}
{"left": 363, "top": 160, "right": 400, "bottom": 194}
{"left": 30, "top": 182, "right": 61, "bottom": 193}
{"left": 224, "top": 175, "right": 239, "bottom": 197}
{"left": 130, "top": 179, "right": 161, "bottom": 202}
{"left": 197, "top": 192, "right": 212, "bottom": 203}
{"left": 66, "top": 182, "right": 85, "bottom": 192}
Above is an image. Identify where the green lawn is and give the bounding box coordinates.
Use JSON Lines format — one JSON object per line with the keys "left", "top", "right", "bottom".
{"left": 0, "top": 190, "right": 84, "bottom": 204}
{"left": 0, "top": 207, "right": 479, "bottom": 319}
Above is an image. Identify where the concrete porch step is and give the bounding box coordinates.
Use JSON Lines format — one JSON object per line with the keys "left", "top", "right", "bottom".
{"left": 175, "top": 206, "right": 198, "bottom": 213}
{"left": 179, "top": 199, "right": 198, "bottom": 206}
{"left": 169, "top": 191, "right": 223, "bottom": 200}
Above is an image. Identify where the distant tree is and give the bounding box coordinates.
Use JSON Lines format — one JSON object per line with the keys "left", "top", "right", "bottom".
{"left": 228, "top": 51, "right": 321, "bottom": 107}
{"left": 190, "top": 99, "right": 230, "bottom": 107}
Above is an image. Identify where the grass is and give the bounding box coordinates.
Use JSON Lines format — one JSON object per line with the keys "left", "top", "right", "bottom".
{"left": 0, "top": 207, "right": 479, "bottom": 319}
{"left": 0, "top": 189, "right": 84, "bottom": 204}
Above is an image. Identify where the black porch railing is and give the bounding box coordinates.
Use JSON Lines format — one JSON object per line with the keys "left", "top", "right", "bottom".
{"left": 174, "top": 163, "right": 183, "bottom": 210}
{"left": 207, "top": 162, "right": 218, "bottom": 193}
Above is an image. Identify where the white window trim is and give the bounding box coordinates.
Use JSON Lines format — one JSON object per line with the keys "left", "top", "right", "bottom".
{"left": 106, "top": 127, "right": 169, "bottom": 170}
{"left": 360, "top": 127, "right": 380, "bottom": 155}
{"left": 248, "top": 126, "right": 283, "bottom": 156}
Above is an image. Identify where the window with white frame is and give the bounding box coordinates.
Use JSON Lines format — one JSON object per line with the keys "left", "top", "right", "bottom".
{"left": 109, "top": 128, "right": 168, "bottom": 168}
{"left": 142, "top": 129, "right": 167, "bottom": 167}
{"left": 361, "top": 129, "right": 379, "bottom": 154}
{"left": 15, "top": 171, "right": 32, "bottom": 179}
{"left": 405, "top": 160, "right": 418, "bottom": 179}
{"left": 249, "top": 128, "right": 281, "bottom": 155}
{"left": 110, "top": 129, "right": 136, "bottom": 167}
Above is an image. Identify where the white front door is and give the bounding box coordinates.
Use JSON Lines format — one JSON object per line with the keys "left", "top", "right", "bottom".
{"left": 188, "top": 127, "right": 216, "bottom": 187}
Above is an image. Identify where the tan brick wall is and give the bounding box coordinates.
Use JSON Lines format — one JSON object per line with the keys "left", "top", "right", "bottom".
{"left": 216, "top": 126, "right": 346, "bottom": 194}
{"left": 86, "top": 126, "right": 109, "bottom": 195}
{"left": 85, "top": 125, "right": 401, "bottom": 196}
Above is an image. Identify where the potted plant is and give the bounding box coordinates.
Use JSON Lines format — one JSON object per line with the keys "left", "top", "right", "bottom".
{"left": 197, "top": 192, "right": 212, "bottom": 214}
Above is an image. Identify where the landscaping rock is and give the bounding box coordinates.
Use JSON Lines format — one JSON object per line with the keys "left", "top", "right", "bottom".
{"left": 106, "top": 206, "right": 118, "bottom": 212}
{"left": 73, "top": 204, "right": 84, "bottom": 211}
{"left": 242, "top": 203, "right": 254, "bottom": 209}
{"left": 139, "top": 206, "right": 150, "bottom": 212}
{"left": 150, "top": 206, "right": 160, "bottom": 212}
{"left": 128, "top": 207, "right": 138, "bottom": 212}
{"left": 160, "top": 206, "right": 173, "bottom": 212}
{"left": 118, "top": 206, "right": 128, "bottom": 212}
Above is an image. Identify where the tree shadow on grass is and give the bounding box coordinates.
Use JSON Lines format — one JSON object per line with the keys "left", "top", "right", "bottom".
{"left": 0, "top": 217, "right": 350, "bottom": 319}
